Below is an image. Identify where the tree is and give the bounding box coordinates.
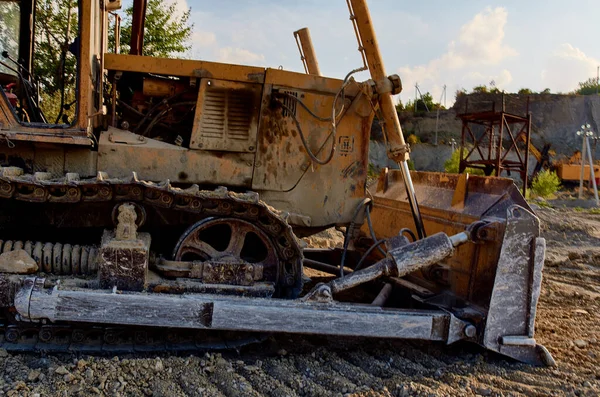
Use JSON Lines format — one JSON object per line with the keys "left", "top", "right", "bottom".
{"left": 112, "top": 0, "right": 193, "bottom": 58}
{"left": 33, "top": 0, "right": 79, "bottom": 123}
{"left": 455, "top": 88, "right": 467, "bottom": 100}
{"left": 399, "top": 92, "right": 445, "bottom": 113}
{"left": 395, "top": 99, "right": 405, "bottom": 112}
{"left": 540, "top": 88, "right": 551, "bottom": 94}
{"left": 574, "top": 77, "right": 600, "bottom": 95}
{"left": 518, "top": 88, "right": 534, "bottom": 95}
{"left": 0, "top": 2, "right": 20, "bottom": 76}
{"left": 471, "top": 85, "right": 488, "bottom": 94}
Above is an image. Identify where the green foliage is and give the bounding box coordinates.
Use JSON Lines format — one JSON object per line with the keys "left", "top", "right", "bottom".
{"left": 111, "top": 0, "right": 193, "bottom": 58}
{"left": 401, "top": 92, "right": 444, "bottom": 113}
{"left": 518, "top": 88, "right": 534, "bottom": 95}
{"left": 471, "top": 85, "right": 501, "bottom": 94}
{"left": 395, "top": 100, "right": 404, "bottom": 112}
{"left": 444, "top": 148, "right": 485, "bottom": 175}
{"left": 33, "top": 0, "right": 79, "bottom": 122}
{"left": 540, "top": 88, "right": 551, "bottom": 94}
{"left": 407, "top": 159, "right": 415, "bottom": 171}
{"left": 574, "top": 77, "right": 600, "bottom": 96}
{"left": 367, "top": 163, "right": 379, "bottom": 178}
{"left": 455, "top": 88, "right": 467, "bottom": 100}
{"left": 406, "top": 134, "right": 420, "bottom": 145}
{"left": 533, "top": 199, "right": 552, "bottom": 208}
{"left": 530, "top": 170, "right": 561, "bottom": 198}
{"left": 0, "top": 2, "right": 20, "bottom": 76}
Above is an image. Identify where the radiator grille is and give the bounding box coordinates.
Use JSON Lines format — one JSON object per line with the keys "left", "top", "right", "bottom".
{"left": 282, "top": 90, "right": 297, "bottom": 117}
{"left": 190, "top": 80, "right": 261, "bottom": 152}
{"left": 200, "top": 88, "right": 254, "bottom": 140}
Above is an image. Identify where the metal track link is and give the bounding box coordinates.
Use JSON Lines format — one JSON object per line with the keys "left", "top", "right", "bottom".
{"left": 0, "top": 322, "right": 266, "bottom": 353}
{"left": 0, "top": 167, "right": 304, "bottom": 351}
{"left": 0, "top": 167, "right": 303, "bottom": 297}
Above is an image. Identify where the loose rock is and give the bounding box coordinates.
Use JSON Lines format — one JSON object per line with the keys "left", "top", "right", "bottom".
{"left": 0, "top": 250, "right": 38, "bottom": 274}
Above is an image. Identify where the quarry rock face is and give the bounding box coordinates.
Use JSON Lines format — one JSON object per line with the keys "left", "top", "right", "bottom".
{"left": 453, "top": 93, "right": 600, "bottom": 157}
{"left": 370, "top": 94, "right": 600, "bottom": 171}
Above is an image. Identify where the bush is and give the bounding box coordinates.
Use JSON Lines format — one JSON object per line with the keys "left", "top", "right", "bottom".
{"left": 530, "top": 170, "right": 561, "bottom": 198}
{"left": 406, "top": 134, "right": 420, "bottom": 145}
{"left": 444, "top": 148, "right": 485, "bottom": 175}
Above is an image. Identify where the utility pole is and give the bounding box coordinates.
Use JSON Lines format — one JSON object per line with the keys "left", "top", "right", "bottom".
{"left": 434, "top": 85, "right": 446, "bottom": 146}
{"left": 577, "top": 124, "right": 599, "bottom": 206}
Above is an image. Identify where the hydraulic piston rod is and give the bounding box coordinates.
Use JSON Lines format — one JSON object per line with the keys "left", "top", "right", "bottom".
{"left": 305, "top": 231, "right": 469, "bottom": 302}
{"left": 349, "top": 0, "right": 426, "bottom": 238}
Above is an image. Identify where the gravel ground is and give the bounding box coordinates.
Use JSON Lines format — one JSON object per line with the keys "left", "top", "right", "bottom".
{"left": 0, "top": 207, "right": 599, "bottom": 396}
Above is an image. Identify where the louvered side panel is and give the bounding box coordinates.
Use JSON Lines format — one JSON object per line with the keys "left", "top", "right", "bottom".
{"left": 190, "top": 79, "right": 262, "bottom": 153}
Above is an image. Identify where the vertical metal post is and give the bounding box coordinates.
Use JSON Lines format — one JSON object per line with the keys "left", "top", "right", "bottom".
{"left": 496, "top": 116, "right": 504, "bottom": 177}
{"left": 579, "top": 134, "right": 587, "bottom": 199}
{"left": 434, "top": 107, "right": 440, "bottom": 146}
{"left": 130, "top": 0, "right": 147, "bottom": 55}
{"left": 349, "top": 0, "right": 425, "bottom": 238}
{"left": 459, "top": 122, "right": 466, "bottom": 173}
{"left": 293, "top": 28, "right": 322, "bottom": 76}
{"left": 114, "top": 14, "right": 121, "bottom": 54}
{"left": 585, "top": 136, "right": 599, "bottom": 206}
{"left": 18, "top": 0, "right": 34, "bottom": 76}
{"left": 523, "top": 113, "right": 531, "bottom": 197}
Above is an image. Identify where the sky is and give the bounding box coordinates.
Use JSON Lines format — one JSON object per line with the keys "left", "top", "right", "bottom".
{"left": 150, "top": 0, "right": 599, "bottom": 106}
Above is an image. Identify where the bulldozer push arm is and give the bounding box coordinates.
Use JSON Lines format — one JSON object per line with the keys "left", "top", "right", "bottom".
{"left": 0, "top": 0, "right": 552, "bottom": 365}
{"left": 347, "top": 0, "right": 426, "bottom": 239}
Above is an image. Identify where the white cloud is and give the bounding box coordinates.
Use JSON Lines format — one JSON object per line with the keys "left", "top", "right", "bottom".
{"left": 397, "top": 7, "right": 517, "bottom": 104}
{"left": 218, "top": 47, "right": 266, "bottom": 66}
{"left": 191, "top": 30, "right": 217, "bottom": 48}
{"left": 165, "top": 0, "right": 189, "bottom": 17}
{"left": 454, "top": 7, "right": 517, "bottom": 66}
{"left": 541, "top": 43, "right": 599, "bottom": 93}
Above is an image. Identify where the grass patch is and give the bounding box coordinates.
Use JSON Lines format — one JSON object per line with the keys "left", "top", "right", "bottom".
{"left": 530, "top": 170, "right": 561, "bottom": 199}
{"left": 444, "top": 148, "right": 485, "bottom": 175}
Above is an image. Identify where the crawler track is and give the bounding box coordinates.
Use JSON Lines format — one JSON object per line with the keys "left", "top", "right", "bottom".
{"left": 0, "top": 176, "right": 598, "bottom": 395}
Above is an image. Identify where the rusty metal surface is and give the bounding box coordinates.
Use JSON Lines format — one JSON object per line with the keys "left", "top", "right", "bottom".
{"left": 457, "top": 107, "right": 532, "bottom": 196}
{"left": 98, "top": 230, "right": 150, "bottom": 292}
{"left": 482, "top": 206, "right": 551, "bottom": 365}
{"left": 293, "top": 28, "right": 322, "bottom": 76}
{"left": 98, "top": 129, "right": 255, "bottom": 186}
{"left": 0, "top": 167, "right": 304, "bottom": 298}
{"left": 129, "top": 0, "right": 147, "bottom": 56}
{"left": 16, "top": 279, "right": 471, "bottom": 343}
{"left": 104, "top": 53, "right": 266, "bottom": 83}
{"left": 253, "top": 69, "right": 373, "bottom": 227}
{"left": 156, "top": 259, "right": 264, "bottom": 286}
{"left": 365, "top": 169, "right": 530, "bottom": 306}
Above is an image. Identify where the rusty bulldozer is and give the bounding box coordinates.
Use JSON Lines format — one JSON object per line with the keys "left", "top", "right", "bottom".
{"left": 0, "top": 0, "right": 552, "bottom": 365}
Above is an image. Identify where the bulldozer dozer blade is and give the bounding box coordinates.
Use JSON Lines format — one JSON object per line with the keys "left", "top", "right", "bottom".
{"left": 483, "top": 206, "right": 554, "bottom": 366}
{"left": 364, "top": 170, "right": 554, "bottom": 365}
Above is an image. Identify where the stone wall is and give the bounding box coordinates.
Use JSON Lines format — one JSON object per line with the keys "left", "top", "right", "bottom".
{"left": 369, "top": 94, "right": 600, "bottom": 172}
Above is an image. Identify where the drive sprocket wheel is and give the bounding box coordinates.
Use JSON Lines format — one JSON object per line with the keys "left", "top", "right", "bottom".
{"left": 172, "top": 217, "right": 282, "bottom": 292}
